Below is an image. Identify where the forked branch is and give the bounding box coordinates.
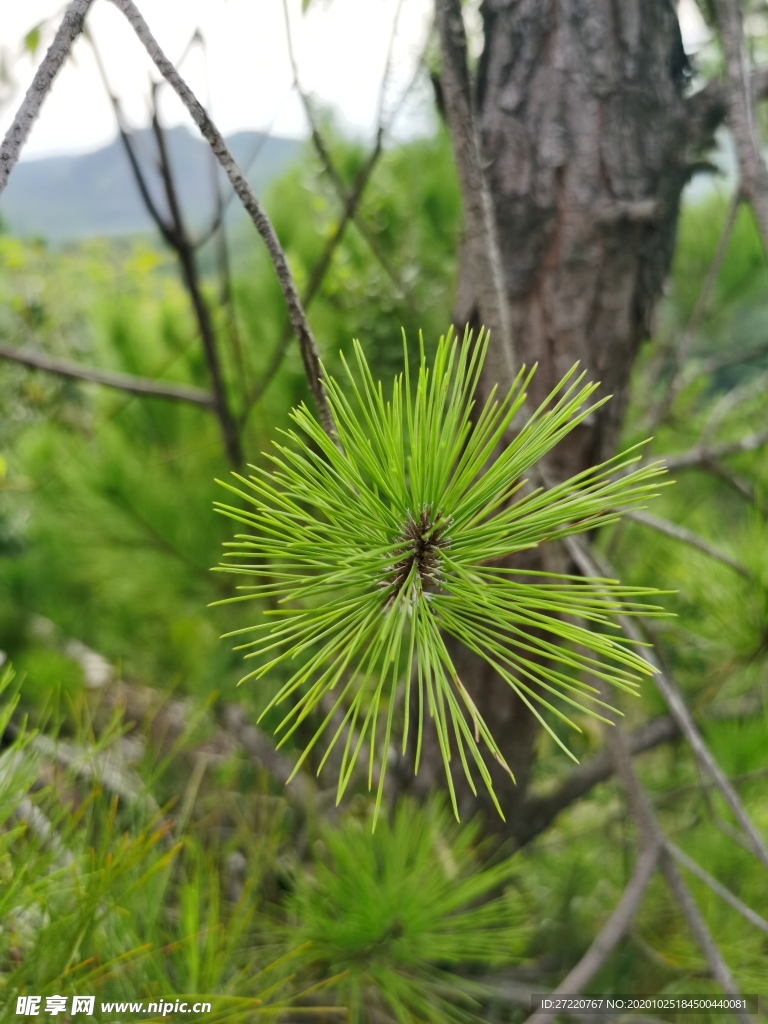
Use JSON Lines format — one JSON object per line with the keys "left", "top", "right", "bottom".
{"left": 523, "top": 840, "right": 661, "bottom": 1024}
{"left": 0, "top": 342, "right": 216, "bottom": 407}
{"left": 567, "top": 536, "right": 768, "bottom": 873}
{"left": 107, "top": 0, "right": 335, "bottom": 436}
{"left": 624, "top": 510, "right": 751, "bottom": 579}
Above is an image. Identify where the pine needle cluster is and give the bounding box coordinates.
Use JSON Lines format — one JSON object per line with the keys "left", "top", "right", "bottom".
{"left": 214, "top": 329, "right": 667, "bottom": 819}
{"left": 288, "top": 798, "right": 530, "bottom": 1023}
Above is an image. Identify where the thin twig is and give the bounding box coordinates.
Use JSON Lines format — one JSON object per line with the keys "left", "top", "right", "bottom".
{"left": 246, "top": 0, "right": 430, "bottom": 413}
{"left": 656, "top": 847, "right": 751, "bottom": 1019}
{"left": 0, "top": 342, "right": 216, "bottom": 407}
{"left": 281, "top": 0, "right": 413, "bottom": 305}
{"left": 198, "top": 30, "right": 249, "bottom": 399}
{"left": 435, "top": 0, "right": 514, "bottom": 386}
{"left": 594, "top": 684, "right": 752, "bottom": 1022}
{"left": 246, "top": 138, "right": 385, "bottom": 410}
{"left": 150, "top": 94, "right": 242, "bottom": 466}
{"left": 86, "top": 29, "right": 174, "bottom": 240}
{"left": 624, "top": 510, "right": 752, "bottom": 579}
{"left": 108, "top": 0, "right": 334, "bottom": 437}
{"left": 647, "top": 193, "right": 740, "bottom": 430}
{"left": 0, "top": 0, "right": 95, "bottom": 194}
{"left": 193, "top": 119, "right": 288, "bottom": 248}
{"left": 567, "top": 536, "right": 768, "bottom": 874}
{"left": 667, "top": 841, "right": 768, "bottom": 937}
{"left": 713, "top": 0, "right": 768, "bottom": 250}
{"left": 662, "top": 428, "right": 768, "bottom": 470}
{"left": 90, "top": 30, "right": 244, "bottom": 463}
{"left": 700, "top": 369, "right": 768, "bottom": 444}
{"left": 523, "top": 841, "right": 661, "bottom": 1024}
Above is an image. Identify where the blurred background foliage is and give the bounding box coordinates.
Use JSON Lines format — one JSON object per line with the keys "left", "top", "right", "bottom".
{"left": 0, "top": 114, "right": 767, "bottom": 1020}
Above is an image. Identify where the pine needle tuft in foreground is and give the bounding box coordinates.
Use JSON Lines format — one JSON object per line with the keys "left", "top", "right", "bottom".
{"left": 214, "top": 328, "right": 668, "bottom": 821}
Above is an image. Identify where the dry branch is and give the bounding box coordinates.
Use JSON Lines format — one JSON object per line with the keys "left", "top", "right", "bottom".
{"left": 624, "top": 510, "right": 751, "bottom": 579}
{"left": 647, "top": 192, "right": 740, "bottom": 430}
{"left": 435, "top": 0, "right": 514, "bottom": 386}
{"left": 667, "top": 842, "right": 768, "bottom": 937}
{"left": 0, "top": 0, "right": 95, "bottom": 195}
{"left": 107, "top": 0, "right": 334, "bottom": 437}
{"left": 281, "top": 0, "right": 419, "bottom": 308}
{"left": 661, "top": 429, "right": 768, "bottom": 471}
{"left": 150, "top": 99, "right": 243, "bottom": 466}
{"left": 246, "top": 139, "right": 385, "bottom": 410}
{"left": 0, "top": 342, "right": 216, "bottom": 407}
{"left": 567, "top": 536, "right": 768, "bottom": 874}
{"left": 713, "top": 0, "right": 768, "bottom": 249}
{"left": 523, "top": 841, "right": 660, "bottom": 1024}
{"left": 88, "top": 31, "right": 243, "bottom": 464}
{"left": 595, "top": 684, "right": 752, "bottom": 1021}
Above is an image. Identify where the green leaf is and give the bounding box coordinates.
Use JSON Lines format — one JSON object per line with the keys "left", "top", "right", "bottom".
{"left": 23, "top": 25, "right": 42, "bottom": 56}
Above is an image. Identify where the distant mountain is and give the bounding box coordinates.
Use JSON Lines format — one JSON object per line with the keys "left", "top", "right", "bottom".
{"left": 0, "top": 127, "right": 302, "bottom": 243}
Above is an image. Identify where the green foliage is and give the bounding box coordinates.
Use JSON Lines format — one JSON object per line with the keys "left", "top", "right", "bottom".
{"left": 0, "top": 667, "right": 267, "bottom": 1019}
{"left": 288, "top": 797, "right": 529, "bottom": 1023}
{"left": 2, "top": 120, "right": 767, "bottom": 1021}
{"left": 216, "top": 329, "right": 667, "bottom": 820}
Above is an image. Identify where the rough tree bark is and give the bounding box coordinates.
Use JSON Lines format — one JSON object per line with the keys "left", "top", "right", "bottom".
{"left": 418, "top": 0, "right": 694, "bottom": 828}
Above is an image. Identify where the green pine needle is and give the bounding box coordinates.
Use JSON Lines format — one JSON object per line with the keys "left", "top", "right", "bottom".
{"left": 213, "top": 327, "right": 668, "bottom": 822}
{"left": 287, "top": 797, "right": 531, "bottom": 1024}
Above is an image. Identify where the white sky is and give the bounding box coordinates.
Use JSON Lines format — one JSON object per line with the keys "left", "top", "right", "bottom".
{"left": 0, "top": 0, "right": 433, "bottom": 160}
{"left": 0, "top": 0, "right": 710, "bottom": 162}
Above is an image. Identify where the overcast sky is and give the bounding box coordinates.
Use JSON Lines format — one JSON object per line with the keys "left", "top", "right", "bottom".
{"left": 0, "top": 0, "right": 433, "bottom": 160}
{"left": 0, "top": 0, "right": 708, "bottom": 162}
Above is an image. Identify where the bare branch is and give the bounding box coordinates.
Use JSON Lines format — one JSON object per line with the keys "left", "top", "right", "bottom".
{"left": 647, "top": 192, "right": 740, "bottom": 430}
{"left": 246, "top": 139, "right": 386, "bottom": 410}
{"left": 594, "top": 685, "right": 752, "bottom": 1020}
{"left": 656, "top": 847, "right": 751, "bottom": 1018}
{"left": 281, "top": 0, "right": 418, "bottom": 306}
{"left": 685, "top": 65, "right": 768, "bottom": 155}
{"left": 516, "top": 693, "right": 765, "bottom": 847}
{"left": 667, "top": 842, "right": 768, "bottom": 937}
{"left": 108, "top": 0, "right": 334, "bottom": 437}
{"left": 515, "top": 716, "right": 680, "bottom": 846}
{"left": 89, "top": 31, "right": 243, "bottom": 464}
{"left": 662, "top": 428, "right": 768, "bottom": 470}
{"left": 0, "top": 342, "right": 216, "bottom": 407}
{"left": 0, "top": 0, "right": 95, "bottom": 195}
{"left": 86, "top": 29, "right": 175, "bottom": 243}
{"left": 566, "top": 536, "right": 768, "bottom": 874}
{"left": 194, "top": 128, "right": 280, "bottom": 248}
{"left": 713, "top": 0, "right": 768, "bottom": 249}
{"left": 435, "top": 0, "right": 514, "bottom": 386}
{"left": 624, "top": 510, "right": 752, "bottom": 579}
{"left": 523, "top": 841, "right": 660, "bottom": 1024}
{"left": 150, "top": 96, "right": 242, "bottom": 466}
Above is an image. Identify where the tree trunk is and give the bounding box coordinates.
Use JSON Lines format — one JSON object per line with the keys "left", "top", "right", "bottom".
{"left": 415, "top": 0, "right": 692, "bottom": 831}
